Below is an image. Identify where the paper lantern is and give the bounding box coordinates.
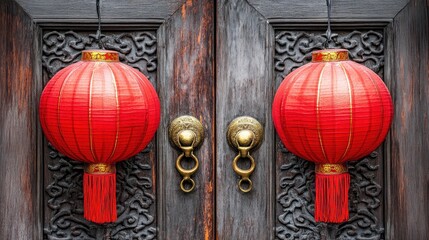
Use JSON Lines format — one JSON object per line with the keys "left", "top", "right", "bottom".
{"left": 272, "top": 49, "right": 393, "bottom": 223}
{"left": 39, "top": 50, "right": 160, "bottom": 223}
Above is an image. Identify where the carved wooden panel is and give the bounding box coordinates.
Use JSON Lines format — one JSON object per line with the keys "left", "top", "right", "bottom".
{"left": 42, "top": 30, "right": 157, "bottom": 240}
{"left": 274, "top": 30, "right": 385, "bottom": 240}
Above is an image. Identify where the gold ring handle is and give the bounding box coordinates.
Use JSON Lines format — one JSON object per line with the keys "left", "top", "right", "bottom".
{"left": 169, "top": 116, "right": 204, "bottom": 193}
{"left": 238, "top": 178, "right": 253, "bottom": 193}
{"left": 176, "top": 153, "right": 199, "bottom": 176}
{"left": 232, "top": 154, "right": 256, "bottom": 178}
{"left": 227, "top": 116, "right": 264, "bottom": 192}
{"left": 180, "top": 177, "right": 196, "bottom": 193}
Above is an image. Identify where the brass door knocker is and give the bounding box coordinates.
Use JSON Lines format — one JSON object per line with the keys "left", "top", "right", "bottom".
{"left": 227, "top": 116, "right": 264, "bottom": 192}
{"left": 169, "top": 116, "right": 204, "bottom": 192}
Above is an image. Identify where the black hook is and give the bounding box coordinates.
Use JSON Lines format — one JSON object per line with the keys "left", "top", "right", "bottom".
{"left": 324, "top": 0, "right": 333, "bottom": 48}
{"left": 95, "top": 0, "right": 104, "bottom": 49}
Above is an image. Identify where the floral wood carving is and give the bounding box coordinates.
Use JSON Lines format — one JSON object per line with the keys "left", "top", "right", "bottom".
{"left": 42, "top": 30, "right": 157, "bottom": 240}
{"left": 42, "top": 30, "right": 157, "bottom": 79}
{"left": 275, "top": 30, "right": 385, "bottom": 240}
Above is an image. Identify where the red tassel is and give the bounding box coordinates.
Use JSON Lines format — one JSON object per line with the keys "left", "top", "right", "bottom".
{"left": 83, "top": 172, "right": 117, "bottom": 223}
{"left": 315, "top": 172, "right": 350, "bottom": 223}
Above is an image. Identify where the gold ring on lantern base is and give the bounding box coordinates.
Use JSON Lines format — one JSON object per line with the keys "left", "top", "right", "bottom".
{"left": 85, "top": 163, "right": 116, "bottom": 174}
{"left": 315, "top": 163, "right": 347, "bottom": 175}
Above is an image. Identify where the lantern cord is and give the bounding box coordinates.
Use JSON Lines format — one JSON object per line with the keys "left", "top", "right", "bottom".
{"left": 95, "top": 0, "right": 105, "bottom": 49}
{"left": 324, "top": 0, "right": 333, "bottom": 48}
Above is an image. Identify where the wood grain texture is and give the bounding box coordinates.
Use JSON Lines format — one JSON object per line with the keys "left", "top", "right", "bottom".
{"left": 216, "top": 0, "right": 275, "bottom": 239}
{"left": 15, "top": 0, "right": 185, "bottom": 21}
{"left": 0, "top": 1, "right": 40, "bottom": 239}
{"left": 247, "top": 0, "right": 409, "bottom": 20}
{"left": 157, "top": 0, "right": 215, "bottom": 239}
{"left": 386, "top": 0, "right": 429, "bottom": 239}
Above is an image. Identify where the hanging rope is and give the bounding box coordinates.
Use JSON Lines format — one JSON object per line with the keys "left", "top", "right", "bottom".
{"left": 95, "top": 0, "right": 104, "bottom": 49}
{"left": 324, "top": 0, "right": 332, "bottom": 48}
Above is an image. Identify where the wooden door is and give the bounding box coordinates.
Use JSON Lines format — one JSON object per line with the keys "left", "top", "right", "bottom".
{"left": 0, "top": 0, "right": 428, "bottom": 239}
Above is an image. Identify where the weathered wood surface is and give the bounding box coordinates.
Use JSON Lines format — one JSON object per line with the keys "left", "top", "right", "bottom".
{"left": 247, "top": 0, "right": 408, "bottom": 20}
{"left": 157, "top": 0, "right": 215, "bottom": 239}
{"left": 0, "top": 1, "right": 41, "bottom": 239}
{"left": 386, "top": 0, "right": 429, "bottom": 239}
{"left": 14, "top": 0, "right": 185, "bottom": 21}
{"left": 216, "top": 0, "right": 275, "bottom": 239}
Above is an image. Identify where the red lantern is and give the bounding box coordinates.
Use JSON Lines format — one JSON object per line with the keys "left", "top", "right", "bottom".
{"left": 272, "top": 49, "right": 393, "bottom": 223}
{"left": 39, "top": 50, "right": 160, "bottom": 223}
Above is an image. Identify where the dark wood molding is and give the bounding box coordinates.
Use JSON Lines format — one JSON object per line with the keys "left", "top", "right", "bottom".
{"left": 247, "top": 0, "right": 409, "bottom": 20}
{"left": 383, "top": 21, "right": 395, "bottom": 240}
{"left": 35, "top": 19, "right": 164, "bottom": 30}
{"left": 268, "top": 18, "right": 391, "bottom": 29}
{"left": 386, "top": 0, "right": 429, "bottom": 238}
{"left": 0, "top": 1, "right": 40, "bottom": 239}
{"left": 14, "top": 0, "right": 186, "bottom": 22}
{"left": 33, "top": 22, "right": 43, "bottom": 240}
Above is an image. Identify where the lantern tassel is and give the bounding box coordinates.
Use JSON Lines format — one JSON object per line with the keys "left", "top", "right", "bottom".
{"left": 315, "top": 172, "right": 350, "bottom": 223}
{"left": 83, "top": 171, "right": 117, "bottom": 223}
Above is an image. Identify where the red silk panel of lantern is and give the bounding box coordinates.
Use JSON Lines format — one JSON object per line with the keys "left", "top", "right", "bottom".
{"left": 39, "top": 50, "right": 160, "bottom": 223}
{"left": 272, "top": 49, "right": 393, "bottom": 223}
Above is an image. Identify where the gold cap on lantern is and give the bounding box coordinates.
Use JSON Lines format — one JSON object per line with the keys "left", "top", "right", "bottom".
{"left": 82, "top": 50, "right": 119, "bottom": 62}
{"left": 312, "top": 49, "right": 349, "bottom": 62}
